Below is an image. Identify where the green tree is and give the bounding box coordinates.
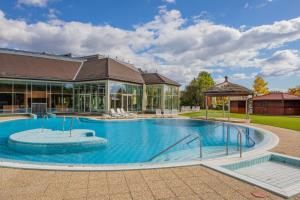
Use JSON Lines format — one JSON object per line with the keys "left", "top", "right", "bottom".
{"left": 252, "top": 75, "right": 269, "bottom": 96}
{"left": 288, "top": 86, "right": 300, "bottom": 96}
{"left": 180, "top": 71, "right": 215, "bottom": 107}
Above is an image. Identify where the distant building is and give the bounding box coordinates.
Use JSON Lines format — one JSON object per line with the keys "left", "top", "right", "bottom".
{"left": 253, "top": 93, "right": 300, "bottom": 115}
{"left": 0, "top": 48, "right": 180, "bottom": 114}
{"left": 204, "top": 76, "right": 253, "bottom": 115}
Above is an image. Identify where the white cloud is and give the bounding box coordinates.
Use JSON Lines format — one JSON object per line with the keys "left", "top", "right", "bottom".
{"left": 232, "top": 73, "right": 250, "bottom": 80}
{"left": 47, "top": 8, "right": 59, "bottom": 19}
{"left": 258, "top": 49, "right": 300, "bottom": 76}
{"left": 192, "top": 11, "right": 213, "bottom": 22}
{"left": 163, "top": 0, "right": 176, "bottom": 4}
{"left": 244, "top": 0, "right": 274, "bottom": 9}
{"left": 0, "top": 7, "right": 300, "bottom": 86}
{"left": 17, "top": 0, "right": 51, "bottom": 7}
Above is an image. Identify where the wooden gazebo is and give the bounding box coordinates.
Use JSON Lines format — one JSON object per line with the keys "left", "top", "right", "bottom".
{"left": 203, "top": 76, "right": 253, "bottom": 120}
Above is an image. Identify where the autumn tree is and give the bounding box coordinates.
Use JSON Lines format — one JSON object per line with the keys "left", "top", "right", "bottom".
{"left": 288, "top": 86, "right": 300, "bottom": 96}
{"left": 180, "top": 71, "right": 215, "bottom": 107}
{"left": 252, "top": 76, "right": 269, "bottom": 96}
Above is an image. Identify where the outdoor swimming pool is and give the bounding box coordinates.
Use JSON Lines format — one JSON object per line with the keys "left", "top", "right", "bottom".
{"left": 0, "top": 118, "right": 266, "bottom": 166}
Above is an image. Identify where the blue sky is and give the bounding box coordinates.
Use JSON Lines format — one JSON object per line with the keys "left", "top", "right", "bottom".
{"left": 0, "top": 0, "right": 300, "bottom": 90}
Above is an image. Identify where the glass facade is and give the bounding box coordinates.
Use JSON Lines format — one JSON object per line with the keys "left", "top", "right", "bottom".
{"left": 146, "top": 85, "right": 162, "bottom": 111}
{"left": 110, "top": 81, "right": 142, "bottom": 112}
{"left": 145, "top": 84, "right": 180, "bottom": 112}
{"left": 0, "top": 79, "right": 179, "bottom": 114}
{"left": 0, "top": 80, "right": 75, "bottom": 114}
{"left": 164, "top": 85, "right": 180, "bottom": 110}
{"left": 74, "top": 82, "right": 106, "bottom": 113}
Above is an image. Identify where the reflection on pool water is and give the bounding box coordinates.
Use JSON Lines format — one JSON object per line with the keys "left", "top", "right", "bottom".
{"left": 0, "top": 118, "right": 265, "bottom": 165}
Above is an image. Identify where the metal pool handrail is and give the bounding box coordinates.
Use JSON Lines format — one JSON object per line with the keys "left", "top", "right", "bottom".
{"left": 228, "top": 125, "right": 256, "bottom": 148}
{"left": 69, "top": 117, "right": 81, "bottom": 137}
{"left": 245, "top": 130, "right": 256, "bottom": 147}
{"left": 211, "top": 123, "right": 255, "bottom": 158}
{"left": 212, "top": 123, "right": 255, "bottom": 145}
{"left": 186, "top": 134, "right": 203, "bottom": 159}
{"left": 41, "top": 114, "right": 48, "bottom": 133}
{"left": 62, "top": 116, "right": 66, "bottom": 133}
{"left": 148, "top": 134, "right": 202, "bottom": 162}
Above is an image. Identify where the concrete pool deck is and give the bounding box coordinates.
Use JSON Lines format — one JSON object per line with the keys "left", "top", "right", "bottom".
{"left": 0, "top": 116, "right": 299, "bottom": 199}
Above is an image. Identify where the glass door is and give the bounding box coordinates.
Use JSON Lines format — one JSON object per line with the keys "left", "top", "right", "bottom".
{"left": 122, "top": 94, "right": 133, "bottom": 111}
{"left": 85, "top": 94, "right": 91, "bottom": 112}
{"left": 128, "top": 95, "right": 133, "bottom": 111}
{"left": 77, "top": 94, "right": 84, "bottom": 112}
{"left": 76, "top": 94, "right": 91, "bottom": 113}
{"left": 122, "top": 94, "right": 128, "bottom": 111}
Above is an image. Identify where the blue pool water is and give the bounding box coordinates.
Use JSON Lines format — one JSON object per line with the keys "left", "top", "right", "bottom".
{"left": 0, "top": 118, "right": 264, "bottom": 165}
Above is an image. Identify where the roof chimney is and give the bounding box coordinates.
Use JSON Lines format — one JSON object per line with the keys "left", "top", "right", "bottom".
{"left": 225, "top": 76, "right": 228, "bottom": 82}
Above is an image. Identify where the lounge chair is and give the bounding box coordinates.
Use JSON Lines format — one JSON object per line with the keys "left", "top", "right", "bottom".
{"left": 121, "top": 108, "right": 136, "bottom": 117}
{"left": 164, "top": 109, "right": 172, "bottom": 117}
{"left": 155, "top": 109, "right": 162, "bottom": 118}
{"left": 110, "top": 109, "right": 121, "bottom": 117}
{"left": 117, "top": 108, "right": 128, "bottom": 117}
{"left": 183, "top": 106, "right": 192, "bottom": 112}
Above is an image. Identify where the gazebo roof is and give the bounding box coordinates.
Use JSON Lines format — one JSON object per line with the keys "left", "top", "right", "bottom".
{"left": 204, "top": 76, "right": 253, "bottom": 96}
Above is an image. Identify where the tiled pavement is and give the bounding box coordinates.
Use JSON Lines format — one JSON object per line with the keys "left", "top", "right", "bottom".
{"left": 0, "top": 165, "right": 291, "bottom": 200}
{"left": 253, "top": 124, "right": 300, "bottom": 158}
{"left": 0, "top": 118, "right": 300, "bottom": 200}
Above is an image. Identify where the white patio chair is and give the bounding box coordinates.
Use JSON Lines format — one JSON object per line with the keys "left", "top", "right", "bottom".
{"left": 110, "top": 108, "right": 121, "bottom": 117}
{"left": 117, "top": 108, "right": 128, "bottom": 117}
{"left": 164, "top": 109, "right": 171, "bottom": 117}
{"left": 155, "top": 109, "right": 162, "bottom": 117}
{"left": 121, "top": 108, "right": 136, "bottom": 117}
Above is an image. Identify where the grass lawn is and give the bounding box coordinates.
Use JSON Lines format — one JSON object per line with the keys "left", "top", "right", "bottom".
{"left": 180, "top": 110, "right": 300, "bottom": 132}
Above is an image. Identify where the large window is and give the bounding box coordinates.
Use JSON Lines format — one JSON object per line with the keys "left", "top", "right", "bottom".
{"left": 13, "top": 82, "right": 28, "bottom": 113}
{"left": 74, "top": 82, "right": 106, "bottom": 113}
{"left": 0, "top": 80, "right": 76, "bottom": 114}
{"left": 31, "top": 83, "right": 46, "bottom": 104}
{"left": 146, "top": 85, "right": 162, "bottom": 111}
{"left": 110, "top": 81, "right": 142, "bottom": 112}
{"left": 62, "top": 83, "right": 74, "bottom": 112}
{"left": 164, "top": 85, "right": 179, "bottom": 110}
{"left": 0, "top": 81, "right": 28, "bottom": 113}
{"left": 49, "top": 84, "right": 62, "bottom": 112}
{"left": 0, "top": 81, "right": 12, "bottom": 113}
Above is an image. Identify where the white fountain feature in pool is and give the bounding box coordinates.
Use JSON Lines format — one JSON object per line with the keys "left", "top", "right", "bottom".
{"left": 8, "top": 129, "right": 108, "bottom": 154}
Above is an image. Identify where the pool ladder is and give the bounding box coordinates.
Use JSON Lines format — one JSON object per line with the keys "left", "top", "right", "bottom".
{"left": 69, "top": 117, "right": 81, "bottom": 137}
{"left": 148, "top": 123, "right": 255, "bottom": 161}
{"left": 213, "top": 123, "right": 256, "bottom": 158}
{"left": 148, "top": 133, "right": 202, "bottom": 162}
{"left": 61, "top": 116, "right": 81, "bottom": 137}
{"left": 40, "top": 114, "right": 48, "bottom": 133}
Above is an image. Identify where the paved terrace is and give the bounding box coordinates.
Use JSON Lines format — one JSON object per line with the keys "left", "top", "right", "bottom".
{"left": 0, "top": 116, "right": 300, "bottom": 200}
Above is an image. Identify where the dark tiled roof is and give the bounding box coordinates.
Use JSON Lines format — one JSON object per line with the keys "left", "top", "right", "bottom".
{"left": 0, "top": 49, "right": 180, "bottom": 86}
{"left": 0, "top": 50, "right": 83, "bottom": 81}
{"left": 253, "top": 93, "right": 300, "bottom": 101}
{"left": 204, "top": 76, "right": 252, "bottom": 96}
{"left": 75, "top": 56, "right": 145, "bottom": 84}
{"left": 141, "top": 73, "right": 181, "bottom": 86}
